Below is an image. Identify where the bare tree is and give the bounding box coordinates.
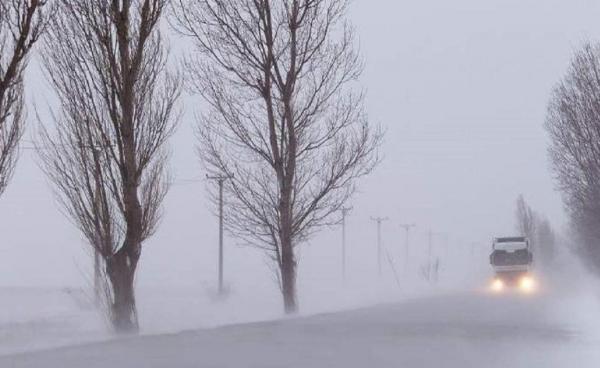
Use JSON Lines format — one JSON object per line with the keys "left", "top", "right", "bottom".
{"left": 0, "top": 0, "right": 51, "bottom": 195}
{"left": 535, "top": 217, "right": 556, "bottom": 267}
{"left": 515, "top": 194, "right": 536, "bottom": 243}
{"left": 38, "top": 0, "right": 179, "bottom": 332}
{"left": 546, "top": 42, "right": 600, "bottom": 274}
{"left": 172, "top": 0, "right": 381, "bottom": 313}
{"left": 515, "top": 195, "right": 558, "bottom": 267}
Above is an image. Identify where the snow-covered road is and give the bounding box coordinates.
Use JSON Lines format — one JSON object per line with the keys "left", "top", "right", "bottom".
{"left": 2, "top": 291, "right": 599, "bottom": 368}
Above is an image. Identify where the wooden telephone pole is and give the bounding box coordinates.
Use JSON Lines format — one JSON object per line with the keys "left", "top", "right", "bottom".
{"left": 207, "top": 174, "right": 233, "bottom": 295}
{"left": 340, "top": 207, "right": 352, "bottom": 283}
{"left": 399, "top": 223, "right": 416, "bottom": 276}
{"left": 371, "top": 217, "right": 389, "bottom": 276}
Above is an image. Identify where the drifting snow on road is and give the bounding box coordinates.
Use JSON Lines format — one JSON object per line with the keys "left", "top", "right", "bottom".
{"left": 1, "top": 291, "right": 599, "bottom": 368}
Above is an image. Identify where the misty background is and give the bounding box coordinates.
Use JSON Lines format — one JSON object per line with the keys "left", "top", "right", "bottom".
{"left": 1, "top": 0, "right": 596, "bottom": 313}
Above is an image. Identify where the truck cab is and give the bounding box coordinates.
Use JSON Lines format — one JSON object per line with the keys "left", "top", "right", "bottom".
{"left": 489, "top": 236, "right": 535, "bottom": 292}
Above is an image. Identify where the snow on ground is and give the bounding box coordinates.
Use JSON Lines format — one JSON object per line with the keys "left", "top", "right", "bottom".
{"left": 0, "top": 287, "right": 108, "bottom": 356}
{"left": 2, "top": 251, "right": 599, "bottom": 367}
{"left": 0, "top": 279, "right": 419, "bottom": 357}
{"left": 1, "top": 291, "right": 600, "bottom": 368}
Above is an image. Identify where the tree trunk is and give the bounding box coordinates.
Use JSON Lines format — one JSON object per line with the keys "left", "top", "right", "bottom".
{"left": 107, "top": 249, "right": 139, "bottom": 333}
{"left": 279, "top": 179, "right": 298, "bottom": 314}
{"left": 281, "top": 254, "right": 297, "bottom": 313}
{"left": 94, "top": 250, "right": 101, "bottom": 305}
{"left": 280, "top": 232, "right": 298, "bottom": 314}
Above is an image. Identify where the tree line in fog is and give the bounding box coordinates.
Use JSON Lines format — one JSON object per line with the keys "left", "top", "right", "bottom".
{"left": 0, "top": 0, "right": 381, "bottom": 332}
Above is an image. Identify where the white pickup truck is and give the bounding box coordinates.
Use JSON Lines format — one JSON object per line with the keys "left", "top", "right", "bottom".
{"left": 489, "top": 236, "right": 535, "bottom": 292}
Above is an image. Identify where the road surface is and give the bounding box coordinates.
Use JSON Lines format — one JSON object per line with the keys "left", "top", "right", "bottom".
{"left": 1, "top": 292, "right": 599, "bottom": 367}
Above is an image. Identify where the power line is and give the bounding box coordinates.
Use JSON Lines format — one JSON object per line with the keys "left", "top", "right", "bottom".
{"left": 168, "top": 178, "right": 203, "bottom": 186}
{"left": 17, "top": 139, "right": 204, "bottom": 187}
{"left": 19, "top": 139, "right": 116, "bottom": 151}
{"left": 383, "top": 246, "right": 401, "bottom": 288}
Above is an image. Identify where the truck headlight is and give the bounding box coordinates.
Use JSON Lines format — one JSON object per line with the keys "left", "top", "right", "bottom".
{"left": 519, "top": 275, "right": 536, "bottom": 293}
{"left": 491, "top": 278, "right": 504, "bottom": 292}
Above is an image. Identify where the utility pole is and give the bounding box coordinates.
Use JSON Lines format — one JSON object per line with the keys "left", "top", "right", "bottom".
{"left": 427, "top": 230, "right": 446, "bottom": 283}
{"left": 428, "top": 230, "right": 433, "bottom": 263}
{"left": 399, "top": 223, "right": 416, "bottom": 276}
{"left": 427, "top": 230, "right": 434, "bottom": 282}
{"left": 207, "top": 174, "right": 233, "bottom": 295}
{"left": 340, "top": 206, "right": 352, "bottom": 283}
{"left": 371, "top": 217, "right": 389, "bottom": 276}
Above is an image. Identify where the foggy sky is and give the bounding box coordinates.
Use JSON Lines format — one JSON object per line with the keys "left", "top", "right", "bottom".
{"left": 1, "top": 0, "right": 597, "bottom": 293}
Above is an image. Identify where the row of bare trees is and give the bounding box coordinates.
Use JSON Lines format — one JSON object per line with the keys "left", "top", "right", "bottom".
{"left": 2, "top": 0, "right": 381, "bottom": 332}
{"left": 546, "top": 42, "right": 600, "bottom": 275}
{"left": 514, "top": 195, "right": 556, "bottom": 267}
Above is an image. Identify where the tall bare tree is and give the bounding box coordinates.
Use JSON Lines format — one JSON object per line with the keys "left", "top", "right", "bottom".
{"left": 535, "top": 217, "right": 556, "bottom": 267}
{"left": 515, "top": 194, "right": 536, "bottom": 243}
{"left": 39, "top": 0, "right": 179, "bottom": 332}
{"left": 546, "top": 42, "right": 600, "bottom": 274}
{"left": 514, "top": 194, "right": 558, "bottom": 267}
{"left": 0, "top": 0, "right": 50, "bottom": 195}
{"left": 172, "top": 0, "right": 381, "bottom": 313}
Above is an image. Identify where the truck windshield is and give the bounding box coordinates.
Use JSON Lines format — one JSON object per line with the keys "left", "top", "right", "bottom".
{"left": 491, "top": 249, "right": 531, "bottom": 265}
{"left": 494, "top": 241, "right": 527, "bottom": 251}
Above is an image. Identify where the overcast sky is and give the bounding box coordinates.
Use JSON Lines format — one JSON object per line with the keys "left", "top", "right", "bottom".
{"left": 1, "top": 0, "right": 599, "bottom": 297}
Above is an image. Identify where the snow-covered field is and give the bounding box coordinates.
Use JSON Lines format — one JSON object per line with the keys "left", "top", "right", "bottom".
{"left": 1, "top": 254, "right": 598, "bottom": 367}
{"left": 0, "top": 287, "right": 108, "bottom": 356}
{"left": 0, "top": 280, "right": 418, "bottom": 357}
{"left": 1, "top": 287, "right": 600, "bottom": 367}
